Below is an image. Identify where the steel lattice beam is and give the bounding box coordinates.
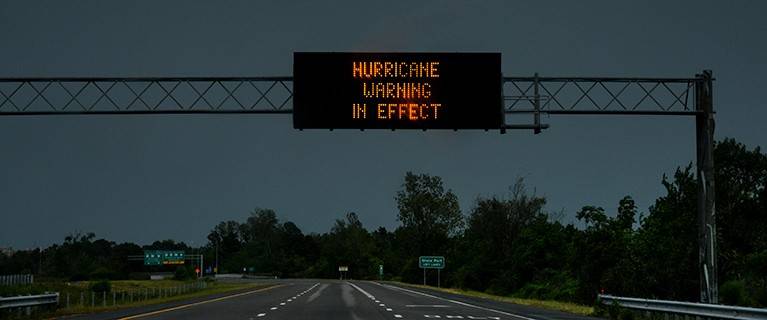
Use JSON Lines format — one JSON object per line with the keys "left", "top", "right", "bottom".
{"left": 0, "top": 76, "right": 701, "bottom": 117}
{"left": 0, "top": 77, "right": 293, "bottom": 115}
{"left": 504, "top": 76, "right": 698, "bottom": 115}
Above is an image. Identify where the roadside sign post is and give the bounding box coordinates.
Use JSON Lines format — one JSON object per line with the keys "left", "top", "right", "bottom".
{"left": 419, "top": 256, "right": 445, "bottom": 287}
{"left": 379, "top": 264, "right": 383, "bottom": 281}
{"left": 338, "top": 266, "right": 348, "bottom": 280}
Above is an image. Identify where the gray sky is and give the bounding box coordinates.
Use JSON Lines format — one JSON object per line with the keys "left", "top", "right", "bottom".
{"left": 1, "top": 0, "right": 765, "bottom": 248}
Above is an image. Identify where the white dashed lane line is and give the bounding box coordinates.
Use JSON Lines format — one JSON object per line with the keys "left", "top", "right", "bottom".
{"left": 255, "top": 282, "right": 320, "bottom": 318}
{"left": 348, "top": 281, "right": 405, "bottom": 319}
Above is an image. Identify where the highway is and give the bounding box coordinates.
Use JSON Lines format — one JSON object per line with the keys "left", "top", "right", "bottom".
{"left": 66, "top": 280, "right": 600, "bottom": 320}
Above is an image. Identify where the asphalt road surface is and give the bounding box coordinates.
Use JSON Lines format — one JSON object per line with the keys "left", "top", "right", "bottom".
{"left": 65, "top": 280, "right": 601, "bottom": 320}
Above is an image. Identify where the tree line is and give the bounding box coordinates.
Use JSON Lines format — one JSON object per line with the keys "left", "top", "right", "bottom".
{"left": 1, "top": 138, "right": 764, "bottom": 307}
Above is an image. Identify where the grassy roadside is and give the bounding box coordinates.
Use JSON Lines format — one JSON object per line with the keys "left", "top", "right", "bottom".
{"left": 384, "top": 281, "right": 594, "bottom": 316}
{"left": 0, "top": 280, "right": 277, "bottom": 319}
{"left": 53, "top": 281, "right": 277, "bottom": 317}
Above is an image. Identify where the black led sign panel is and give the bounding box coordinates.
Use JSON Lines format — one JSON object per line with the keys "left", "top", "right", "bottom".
{"left": 293, "top": 52, "right": 503, "bottom": 130}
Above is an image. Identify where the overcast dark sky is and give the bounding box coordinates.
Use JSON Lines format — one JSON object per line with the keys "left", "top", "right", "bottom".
{"left": 1, "top": 1, "right": 765, "bottom": 248}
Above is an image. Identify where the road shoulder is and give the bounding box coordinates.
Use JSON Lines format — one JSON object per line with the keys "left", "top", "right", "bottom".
{"left": 378, "top": 281, "right": 602, "bottom": 320}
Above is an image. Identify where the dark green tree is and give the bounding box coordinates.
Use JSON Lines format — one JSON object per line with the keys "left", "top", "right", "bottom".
{"left": 395, "top": 172, "right": 462, "bottom": 254}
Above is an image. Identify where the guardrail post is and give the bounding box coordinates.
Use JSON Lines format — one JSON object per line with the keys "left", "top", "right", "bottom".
{"left": 80, "top": 292, "right": 83, "bottom": 306}
{"left": 66, "top": 293, "right": 70, "bottom": 308}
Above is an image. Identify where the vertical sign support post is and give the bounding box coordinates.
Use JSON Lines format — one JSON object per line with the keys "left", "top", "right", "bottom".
{"left": 696, "top": 70, "right": 718, "bottom": 303}
{"left": 419, "top": 256, "right": 445, "bottom": 287}
{"left": 533, "top": 73, "right": 541, "bottom": 134}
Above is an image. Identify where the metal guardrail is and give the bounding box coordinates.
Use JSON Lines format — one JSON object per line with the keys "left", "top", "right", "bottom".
{"left": 0, "top": 293, "right": 58, "bottom": 310}
{"left": 0, "top": 274, "right": 34, "bottom": 286}
{"left": 599, "top": 294, "right": 767, "bottom": 320}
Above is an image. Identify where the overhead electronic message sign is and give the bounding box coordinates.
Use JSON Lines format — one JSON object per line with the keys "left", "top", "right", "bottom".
{"left": 293, "top": 52, "right": 503, "bottom": 130}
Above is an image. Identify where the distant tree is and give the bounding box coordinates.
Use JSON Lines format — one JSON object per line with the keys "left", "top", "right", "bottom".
{"left": 144, "top": 239, "right": 189, "bottom": 251}
{"left": 240, "top": 209, "right": 279, "bottom": 257}
{"left": 395, "top": 172, "right": 462, "bottom": 256}
{"left": 321, "top": 212, "right": 376, "bottom": 279}
{"left": 631, "top": 167, "right": 702, "bottom": 301}
{"left": 459, "top": 178, "right": 560, "bottom": 295}
{"left": 206, "top": 220, "right": 244, "bottom": 272}
{"left": 713, "top": 139, "right": 767, "bottom": 287}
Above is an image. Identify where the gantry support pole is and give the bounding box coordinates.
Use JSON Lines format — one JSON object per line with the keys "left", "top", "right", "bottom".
{"left": 695, "top": 70, "right": 718, "bottom": 303}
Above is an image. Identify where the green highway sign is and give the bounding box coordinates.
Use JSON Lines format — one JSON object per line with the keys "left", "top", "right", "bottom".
{"left": 419, "top": 256, "right": 445, "bottom": 269}
{"left": 143, "top": 250, "right": 185, "bottom": 266}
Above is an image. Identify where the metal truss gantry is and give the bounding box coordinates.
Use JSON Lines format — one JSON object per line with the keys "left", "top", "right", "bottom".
{"left": 0, "top": 71, "right": 718, "bottom": 303}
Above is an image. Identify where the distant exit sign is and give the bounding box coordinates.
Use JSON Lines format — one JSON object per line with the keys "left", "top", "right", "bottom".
{"left": 144, "top": 250, "right": 185, "bottom": 266}
{"left": 419, "top": 256, "right": 445, "bottom": 269}
{"left": 293, "top": 52, "right": 503, "bottom": 130}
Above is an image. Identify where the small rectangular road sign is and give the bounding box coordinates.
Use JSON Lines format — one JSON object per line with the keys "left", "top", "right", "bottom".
{"left": 419, "top": 256, "right": 445, "bottom": 269}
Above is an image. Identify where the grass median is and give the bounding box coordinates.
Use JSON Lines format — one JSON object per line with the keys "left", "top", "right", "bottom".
{"left": 384, "top": 281, "right": 594, "bottom": 316}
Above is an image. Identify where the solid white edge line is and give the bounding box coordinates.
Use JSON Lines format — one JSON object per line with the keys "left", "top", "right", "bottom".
{"left": 116, "top": 285, "right": 282, "bottom": 320}
{"left": 375, "top": 282, "right": 538, "bottom": 320}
